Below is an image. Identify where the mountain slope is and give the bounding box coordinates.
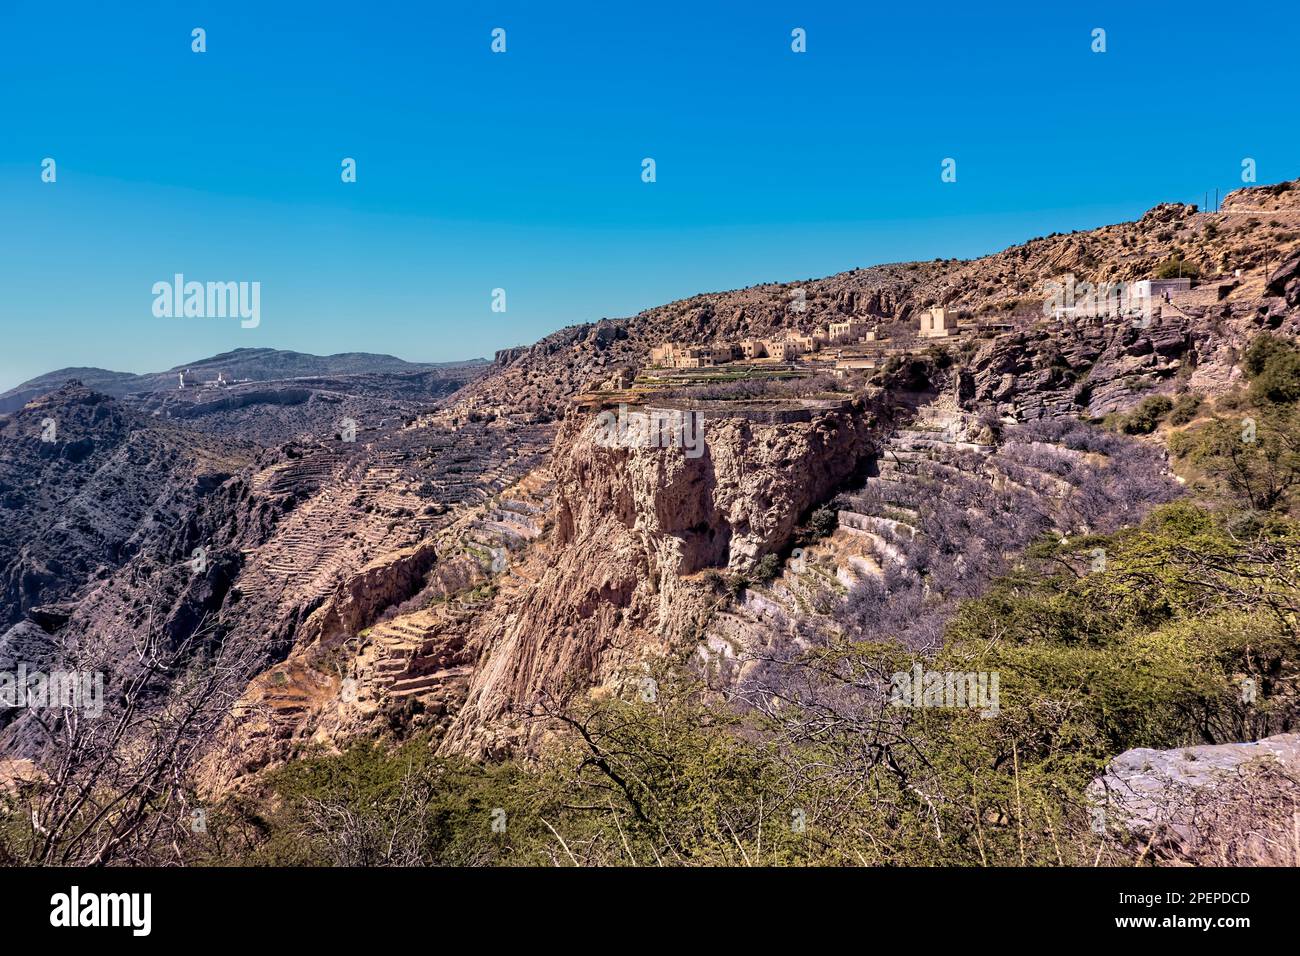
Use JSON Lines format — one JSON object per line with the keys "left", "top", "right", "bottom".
{"left": 1, "top": 178, "right": 1298, "bottom": 809}
{"left": 0, "top": 348, "right": 489, "bottom": 414}
{"left": 461, "top": 180, "right": 1300, "bottom": 419}
{"left": 0, "top": 382, "right": 257, "bottom": 631}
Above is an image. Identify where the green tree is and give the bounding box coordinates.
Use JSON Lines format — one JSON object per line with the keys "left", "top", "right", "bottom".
{"left": 1244, "top": 333, "right": 1300, "bottom": 405}
{"left": 1186, "top": 410, "right": 1300, "bottom": 511}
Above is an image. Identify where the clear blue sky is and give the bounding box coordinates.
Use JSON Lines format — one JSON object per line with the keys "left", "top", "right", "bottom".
{"left": 1, "top": 0, "right": 1296, "bottom": 390}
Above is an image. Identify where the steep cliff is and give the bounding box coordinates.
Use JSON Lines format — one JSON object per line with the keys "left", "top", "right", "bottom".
{"left": 440, "top": 399, "right": 881, "bottom": 755}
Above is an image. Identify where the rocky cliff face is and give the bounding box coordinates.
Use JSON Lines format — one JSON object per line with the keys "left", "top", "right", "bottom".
{"left": 440, "top": 399, "right": 880, "bottom": 755}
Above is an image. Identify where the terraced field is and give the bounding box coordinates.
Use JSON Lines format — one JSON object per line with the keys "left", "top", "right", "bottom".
{"left": 704, "top": 396, "right": 1181, "bottom": 689}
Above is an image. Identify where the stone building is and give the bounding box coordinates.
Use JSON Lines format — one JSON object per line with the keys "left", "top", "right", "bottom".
{"left": 764, "top": 339, "right": 796, "bottom": 361}
{"left": 829, "top": 317, "right": 874, "bottom": 344}
{"left": 650, "top": 342, "right": 742, "bottom": 369}
{"left": 920, "top": 307, "right": 959, "bottom": 338}
{"left": 834, "top": 357, "right": 876, "bottom": 378}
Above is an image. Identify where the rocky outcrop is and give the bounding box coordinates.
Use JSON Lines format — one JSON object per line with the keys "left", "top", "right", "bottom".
{"left": 959, "top": 294, "right": 1292, "bottom": 421}
{"left": 493, "top": 346, "right": 528, "bottom": 367}
{"left": 1221, "top": 180, "right": 1297, "bottom": 213}
{"left": 1089, "top": 734, "right": 1300, "bottom": 866}
{"left": 1268, "top": 253, "right": 1300, "bottom": 308}
{"left": 298, "top": 542, "right": 438, "bottom": 648}
{"left": 440, "top": 400, "right": 880, "bottom": 756}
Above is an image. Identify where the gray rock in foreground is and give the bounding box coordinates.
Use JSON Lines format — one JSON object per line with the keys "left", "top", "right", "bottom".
{"left": 1089, "top": 733, "right": 1300, "bottom": 866}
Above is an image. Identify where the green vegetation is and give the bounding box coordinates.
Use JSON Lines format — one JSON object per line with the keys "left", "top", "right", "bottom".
{"left": 1105, "top": 393, "right": 1173, "bottom": 434}
{"left": 1101, "top": 388, "right": 1207, "bottom": 435}
{"left": 217, "top": 741, "right": 541, "bottom": 866}
{"left": 1152, "top": 256, "right": 1200, "bottom": 280}
{"left": 1173, "top": 410, "right": 1299, "bottom": 512}
{"left": 657, "top": 372, "right": 847, "bottom": 403}
{"left": 752, "top": 553, "right": 782, "bottom": 583}
{"left": 924, "top": 344, "right": 953, "bottom": 369}
{"left": 807, "top": 505, "right": 838, "bottom": 538}
{"left": 192, "top": 498, "right": 1296, "bottom": 866}
{"left": 1168, "top": 332, "right": 1300, "bottom": 513}
{"left": 1243, "top": 333, "right": 1300, "bottom": 405}
{"left": 1167, "top": 393, "right": 1202, "bottom": 425}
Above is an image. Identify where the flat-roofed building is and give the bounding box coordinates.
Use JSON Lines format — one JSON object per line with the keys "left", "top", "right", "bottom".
{"left": 920, "top": 307, "right": 959, "bottom": 338}
{"left": 1132, "top": 277, "right": 1192, "bottom": 300}
{"left": 682, "top": 346, "right": 719, "bottom": 368}
{"left": 650, "top": 343, "right": 679, "bottom": 366}
{"left": 764, "top": 339, "right": 796, "bottom": 361}
{"left": 834, "top": 357, "right": 876, "bottom": 377}
{"left": 829, "top": 317, "right": 873, "bottom": 344}
{"left": 651, "top": 342, "right": 742, "bottom": 369}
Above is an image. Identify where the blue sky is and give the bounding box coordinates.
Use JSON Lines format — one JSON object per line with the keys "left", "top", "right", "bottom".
{"left": 1, "top": 0, "right": 1296, "bottom": 390}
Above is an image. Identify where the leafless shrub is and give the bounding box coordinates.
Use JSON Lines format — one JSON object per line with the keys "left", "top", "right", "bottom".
{"left": 0, "top": 609, "right": 262, "bottom": 866}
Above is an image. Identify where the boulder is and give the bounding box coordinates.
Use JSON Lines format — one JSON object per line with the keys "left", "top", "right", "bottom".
{"left": 1266, "top": 253, "right": 1300, "bottom": 307}
{"left": 1088, "top": 733, "right": 1300, "bottom": 865}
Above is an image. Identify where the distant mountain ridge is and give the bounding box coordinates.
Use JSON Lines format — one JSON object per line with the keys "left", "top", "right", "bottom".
{"left": 0, "top": 348, "right": 489, "bottom": 413}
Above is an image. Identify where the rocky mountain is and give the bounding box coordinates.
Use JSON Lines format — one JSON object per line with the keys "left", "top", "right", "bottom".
{"left": 2, "top": 178, "right": 1298, "bottom": 866}
{"left": 5, "top": 353, "right": 490, "bottom": 469}
{"left": 0, "top": 383, "right": 257, "bottom": 633}
{"left": 0, "top": 348, "right": 485, "bottom": 409}
{"left": 458, "top": 182, "right": 1299, "bottom": 421}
